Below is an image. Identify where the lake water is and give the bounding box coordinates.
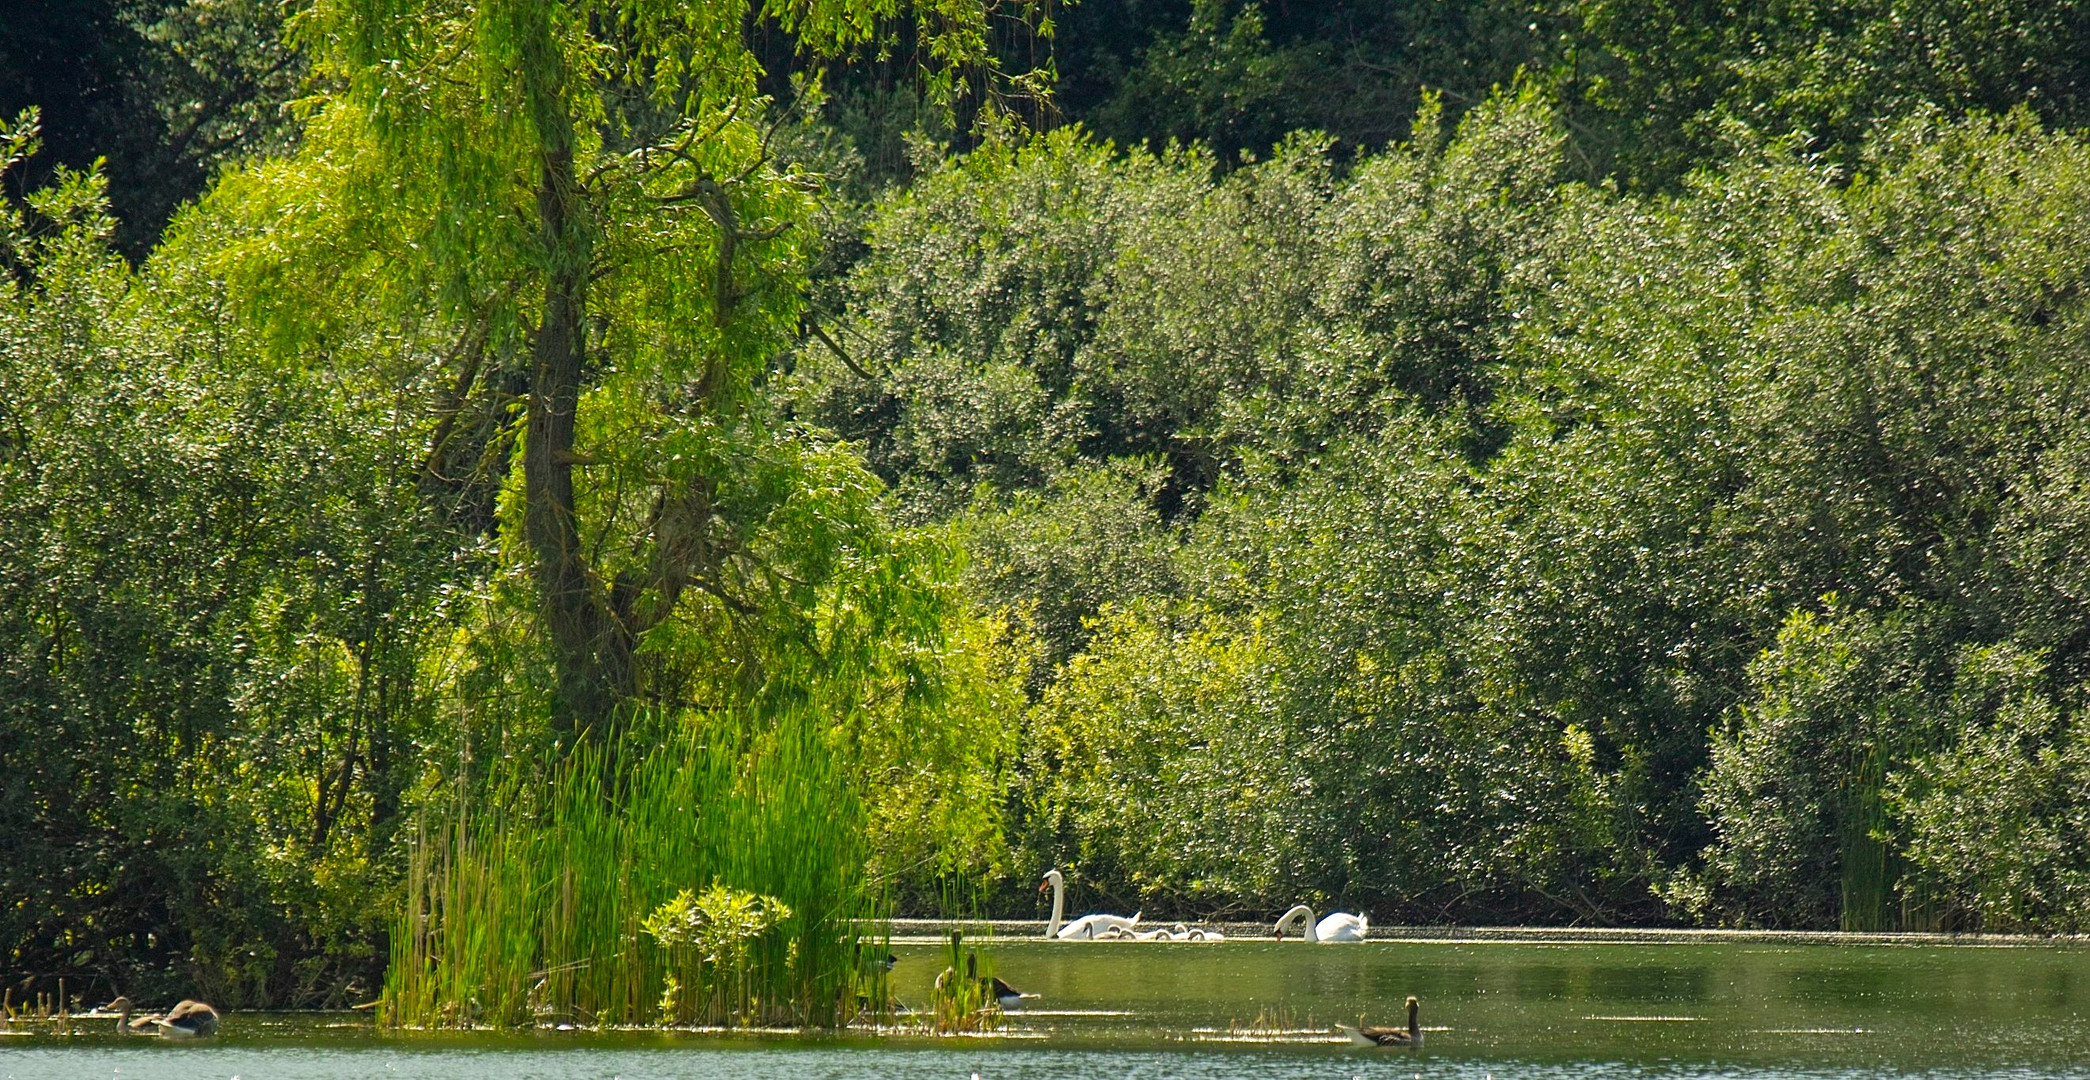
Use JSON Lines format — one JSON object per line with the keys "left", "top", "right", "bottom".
{"left": 6, "top": 939, "right": 2087, "bottom": 1079}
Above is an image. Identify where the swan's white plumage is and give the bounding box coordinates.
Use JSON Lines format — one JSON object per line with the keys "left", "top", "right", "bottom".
{"left": 1315, "top": 911, "right": 1368, "bottom": 942}
{"left": 1040, "top": 869, "right": 1139, "bottom": 939}
{"left": 1055, "top": 912, "right": 1140, "bottom": 939}
{"left": 1276, "top": 903, "right": 1369, "bottom": 942}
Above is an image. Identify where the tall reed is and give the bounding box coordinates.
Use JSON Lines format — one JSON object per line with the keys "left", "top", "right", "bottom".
{"left": 928, "top": 929, "right": 1005, "bottom": 1033}
{"left": 1839, "top": 741, "right": 1891, "bottom": 932}
{"left": 382, "top": 705, "right": 889, "bottom": 1028}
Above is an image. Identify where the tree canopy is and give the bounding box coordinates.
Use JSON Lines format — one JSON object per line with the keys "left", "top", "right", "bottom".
{"left": 6, "top": 0, "right": 2090, "bottom": 1013}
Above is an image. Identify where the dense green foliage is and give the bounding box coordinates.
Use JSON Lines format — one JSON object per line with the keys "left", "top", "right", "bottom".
{"left": 7, "top": 0, "right": 2090, "bottom": 1019}
{"left": 18, "top": 0, "right": 2090, "bottom": 244}
{"left": 798, "top": 95, "right": 2090, "bottom": 931}
{"left": 1, "top": 0, "right": 1024, "bottom": 1008}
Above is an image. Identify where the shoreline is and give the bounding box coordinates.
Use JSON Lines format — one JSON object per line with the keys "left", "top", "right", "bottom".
{"left": 883, "top": 921, "right": 2090, "bottom": 947}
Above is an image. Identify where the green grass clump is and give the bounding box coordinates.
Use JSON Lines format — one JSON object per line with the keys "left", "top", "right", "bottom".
{"left": 382, "top": 706, "right": 889, "bottom": 1029}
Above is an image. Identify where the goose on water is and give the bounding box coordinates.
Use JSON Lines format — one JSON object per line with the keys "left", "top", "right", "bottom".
{"left": 1274, "top": 904, "right": 1368, "bottom": 943}
{"left": 936, "top": 953, "right": 1039, "bottom": 1010}
{"left": 104, "top": 997, "right": 220, "bottom": 1038}
{"left": 1039, "top": 869, "right": 1140, "bottom": 939}
{"left": 1337, "top": 995, "right": 1423, "bottom": 1048}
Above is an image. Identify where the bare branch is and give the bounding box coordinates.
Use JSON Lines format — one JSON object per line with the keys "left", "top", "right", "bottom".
{"left": 808, "top": 321, "right": 877, "bottom": 380}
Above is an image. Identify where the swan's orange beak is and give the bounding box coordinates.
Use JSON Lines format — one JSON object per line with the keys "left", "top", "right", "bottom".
{"left": 1037, "top": 880, "right": 1049, "bottom": 893}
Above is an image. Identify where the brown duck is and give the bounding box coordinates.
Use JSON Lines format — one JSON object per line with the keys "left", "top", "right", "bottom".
{"left": 105, "top": 997, "right": 220, "bottom": 1038}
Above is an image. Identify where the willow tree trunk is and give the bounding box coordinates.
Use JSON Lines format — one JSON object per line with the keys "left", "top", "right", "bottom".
{"left": 517, "top": 4, "right": 631, "bottom": 741}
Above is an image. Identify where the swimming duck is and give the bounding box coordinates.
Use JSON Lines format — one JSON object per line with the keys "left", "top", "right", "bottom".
{"left": 105, "top": 997, "right": 220, "bottom": 1038}
{"left": 935, "top": 953, "right": 1039, "bottom": 1010}
{"left": 1337, "top": 995, "right": 1422, "bottom": 1048}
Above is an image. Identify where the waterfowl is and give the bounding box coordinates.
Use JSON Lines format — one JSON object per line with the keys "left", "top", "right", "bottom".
{"left": 105, "top": 996, "right": 220, "bottom": 1038}
{"left": 1274, "top": 903, "right": 1368, "bottom": 942}
{"left": 158, "top": 1000, "right": 221, "bottom": 1038}
{"left": 1338, "top": 995, "right": 1423, "bottom": 1048}
{"left": 853, "top": 941, "right": 898, "bottom": 972}
{"left": 987, "top": 975, "right": 1035, "bottom": 1010}
{"left": 935, "top": 953, "right": 1039, "bottom": 1010}
{"left": 103, "top": 997, "right": 158, "bottom": 1035}
{"left": 1039, "top": 869, "right": 1140, "bottom": 939}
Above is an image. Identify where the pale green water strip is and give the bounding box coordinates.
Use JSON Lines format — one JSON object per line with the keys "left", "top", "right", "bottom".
{"left": 7, "top": 941, "right": 2086, "bottom": 1078}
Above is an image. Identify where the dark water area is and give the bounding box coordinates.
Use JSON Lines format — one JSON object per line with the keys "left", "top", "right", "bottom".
{"left": 5, "top": 940, "right": 2087, "bottom": 1078}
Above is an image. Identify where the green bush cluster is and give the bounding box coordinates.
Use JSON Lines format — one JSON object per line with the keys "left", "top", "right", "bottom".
{"left": 12, "top": 1, "right": 2090, "bottom": 1013}
{"left": 798, "top": 96, "right": 2090, "bottom": 930}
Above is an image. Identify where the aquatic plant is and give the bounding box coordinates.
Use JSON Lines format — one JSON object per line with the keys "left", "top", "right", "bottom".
{"left": 928, "top": 931, "right": 1004, "bottom": 1034}
{"left": 381, "top": 707, "right": 888, "bottom": 1029}
{"left": 645, "top": 884, "right": 795, "bottom": 1026}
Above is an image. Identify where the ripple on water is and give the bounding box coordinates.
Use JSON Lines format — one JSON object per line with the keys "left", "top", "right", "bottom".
{"left": 11, "top": 941, "right": 2088, "bottom": 1079}
{"left": 6, "top": 1044, "right": 2090, "bottom": 1080}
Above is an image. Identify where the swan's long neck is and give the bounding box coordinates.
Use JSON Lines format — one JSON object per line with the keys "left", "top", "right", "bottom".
{"left": 1279, "top": 905, "right": 1317, "bottom": 942}
{"left": 1046, "top": 875, "right": 1065, "bottom": 938}
{"left": 1408, "top": 998, "right": 1421, "bottom": 1044}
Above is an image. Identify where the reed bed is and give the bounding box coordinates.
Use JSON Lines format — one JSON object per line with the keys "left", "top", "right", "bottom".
{"left": 382, "top": 706, "right": 889, "bottom": 1029}
{"left": 1840, "top": 741, "right": 1892, "bottom": 932}
{"left": 927, "top": 930, "right": 1006, "bottom": 1033}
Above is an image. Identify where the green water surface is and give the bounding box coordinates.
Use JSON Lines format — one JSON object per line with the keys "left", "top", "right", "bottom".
{"left": 5, "top": 940, "right": 2086, "bottom": 1079}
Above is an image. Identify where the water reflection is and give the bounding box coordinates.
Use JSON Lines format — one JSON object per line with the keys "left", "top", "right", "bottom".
{"left": 6, "top": 1044, "right": 2088, "bottom": 1080}
{"left": 1587, "top": 962, "right": 1710, "bottom": 1005}
{"left": 5, "top": 941, "right": 2087, "bottom": 1079}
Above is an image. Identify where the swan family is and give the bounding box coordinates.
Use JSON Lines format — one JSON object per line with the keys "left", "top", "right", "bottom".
{"left": 1039, "top": 869, "right": 1143, "bottom": 939}
{"left": 1097, "top": 923, "right": 1225, "bottom": 941}
{"left": 1040, "top": 869, "right": 1365, "bottom": 943}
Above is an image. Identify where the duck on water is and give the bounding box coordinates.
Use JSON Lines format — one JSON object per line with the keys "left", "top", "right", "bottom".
{"left": 1337, "top": 996, "right": 1423, "bottom": 1048}
{"left": 103, "top": 997, "right": 220, "bottom": 1038}
{"left": 936, "top": 953, "right": 1039, "bottom": 1011}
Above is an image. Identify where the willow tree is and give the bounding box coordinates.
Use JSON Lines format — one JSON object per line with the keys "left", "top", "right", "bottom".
{"left": 273, "top": 0, "right": 1022, "bottom": 739}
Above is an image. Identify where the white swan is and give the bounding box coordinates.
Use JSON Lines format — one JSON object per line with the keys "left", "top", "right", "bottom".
{"left": 1276, "top": 903, "right": 1368, "bottom": 942}
{"left": 1040, "top": 869, "right": 1141, "bottom": 939}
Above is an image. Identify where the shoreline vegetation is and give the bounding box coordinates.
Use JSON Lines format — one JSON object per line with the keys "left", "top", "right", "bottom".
{"left": 381, "top": 711, "right": 889, "bottom": 1030}
{"left": 883, "top": 923, "right": 2090, "bottom": 947}
{"left": 8, "top": 0, "right": 2090, "bottom": 1020}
